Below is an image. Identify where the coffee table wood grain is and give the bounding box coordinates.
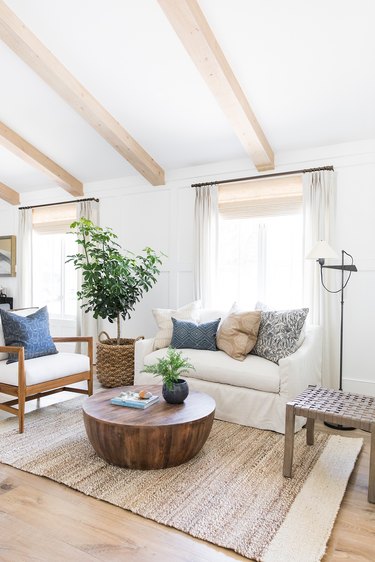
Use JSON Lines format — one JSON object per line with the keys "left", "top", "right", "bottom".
{"left": 82, "top": 385, "right": 216, "bottom": 469}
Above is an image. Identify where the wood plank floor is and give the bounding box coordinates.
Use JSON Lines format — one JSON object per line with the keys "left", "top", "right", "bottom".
{"left": 0, "top": 387, "right": 374, "bottom": 562}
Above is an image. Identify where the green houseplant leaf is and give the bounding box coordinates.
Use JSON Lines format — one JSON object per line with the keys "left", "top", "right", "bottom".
{"left": 67, "top": 218, "right": 164, "bottom": 344}
{"left": 141, "top": 347, "right": 195, "bottom": 390}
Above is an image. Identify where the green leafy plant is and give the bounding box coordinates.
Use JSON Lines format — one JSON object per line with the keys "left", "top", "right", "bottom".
{"left": 141, "top": 347, "right": 195, "bottom": 390}
{"left": 67, "top": 218, "right": 163, "bottom": 344}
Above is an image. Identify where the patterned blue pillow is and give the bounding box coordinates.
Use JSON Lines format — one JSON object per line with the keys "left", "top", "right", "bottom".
{"left": 170, "top": 317, "right": 221, "bottom": 351}
{"left": 0, "top": 306, "right": 58, "bottom": 364}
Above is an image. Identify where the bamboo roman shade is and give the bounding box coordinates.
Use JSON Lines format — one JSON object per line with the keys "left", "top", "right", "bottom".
{"left": 32, "top": 203, "right": 76, "bottom": 233}
{"left": 218, "top": 175, "right": 303, "bottom": 219}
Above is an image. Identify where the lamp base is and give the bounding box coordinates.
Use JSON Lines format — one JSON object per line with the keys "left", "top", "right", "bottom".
{"left": 324, "top": 421, "right": 355, "bottom": 431}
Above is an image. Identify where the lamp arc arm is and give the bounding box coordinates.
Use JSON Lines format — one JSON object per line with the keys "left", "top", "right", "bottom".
{"left": 319, "top": 250, "right": 356, "bottom": 294}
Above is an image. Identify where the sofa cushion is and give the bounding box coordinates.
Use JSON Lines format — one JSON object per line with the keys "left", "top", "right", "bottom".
{"left": 144, "top": 348, "right": 280, "bottom": 393}
{"left": 152, "top": 301, "right": 201, "bottom": 350}
{"left": 0, "top": 352, "right": 90, "bottom": 386}
{"left": 216, "top": 310, "right": 261, "bottom": 360}
{"left": 171, "top": 317, "right": 220, "bottom": 351}
{"left": 251, "top": 308, "right": 309, "bottom": 364}
{"left": 0, "top": 306, "right": 58, "bottom": 364}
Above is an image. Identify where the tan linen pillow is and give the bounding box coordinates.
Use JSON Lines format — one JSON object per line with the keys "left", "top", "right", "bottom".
{"left": 216, "top": 310, "right": 261, "bottom": 361}
{"left": 152, "top": 301, "right": 201, "bottom": 350}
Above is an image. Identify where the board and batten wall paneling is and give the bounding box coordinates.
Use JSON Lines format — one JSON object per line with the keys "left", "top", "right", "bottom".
{"left": 99, "top": 186, "right": 195, "bottom": 339}
{"left": 1, "top": 140, "right": 374, "bottom": 396}
{"left": 334, "top": 162, "right": 375, "bottom": 395}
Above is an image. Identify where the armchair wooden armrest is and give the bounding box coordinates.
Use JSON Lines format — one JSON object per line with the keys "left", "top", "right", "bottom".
{"left": 52, "top": 336, "right": 93, "bottom": 343}
{"left": 52, "top": 336, "right": 93, "bottom": 368}
{"left": 0, "top": 345, "right": 25, "bottom": 357}
{"left": 0, "top": 345, "right": 26, "bottom": 390}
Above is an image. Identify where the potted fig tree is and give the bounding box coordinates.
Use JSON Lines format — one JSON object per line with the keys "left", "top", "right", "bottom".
{"left": 68, "top": 218, "right": 163, "bottom": 387}
{"left": 141, "top": 347, "right": 195, "bottom": 404}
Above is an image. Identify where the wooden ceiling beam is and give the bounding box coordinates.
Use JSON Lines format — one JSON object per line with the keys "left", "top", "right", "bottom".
{"left": 158, "top": 0, "right": 274, "bottom": 171}
{"left": 0, "top": 181, "right": 20, "bottom": 205}
{"left": 0, "top": 1, "right": 165, "bottom": 186}
{"left": 0, "top": 122, "right": 83, "bottom": 197}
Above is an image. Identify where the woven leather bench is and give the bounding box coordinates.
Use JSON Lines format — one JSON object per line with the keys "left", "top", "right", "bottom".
{"left": 282, "top": 385, "right": 375, "bottom": 503}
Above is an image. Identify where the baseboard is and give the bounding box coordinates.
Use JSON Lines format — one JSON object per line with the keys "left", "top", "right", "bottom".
{"left": 343, "top": 378, "right": 375, "bottom": 397}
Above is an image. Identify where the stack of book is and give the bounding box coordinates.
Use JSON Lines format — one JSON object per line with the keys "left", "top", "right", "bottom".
{"left": 111, "top": 391, "right": 159, "bottom": 409}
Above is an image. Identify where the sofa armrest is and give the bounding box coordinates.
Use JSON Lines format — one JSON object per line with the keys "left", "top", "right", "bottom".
{"left": 134, "top": 338, "right": 155, "bottom": 382}
{"left": 279, "top": 325, "right": 322, "bottom": 400}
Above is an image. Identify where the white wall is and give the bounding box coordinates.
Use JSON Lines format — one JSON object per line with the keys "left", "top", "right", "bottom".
{"left": 0, "top": 206, "right": 18, "bottom": 299}
{"left": 98, "top": 182, "right": 195, "bottom": 339}
{"left": 1, "top": 138, "right": 375, "bottom": 394}
{"left": 277, "top": 140, "right": 375, "bottom": 395}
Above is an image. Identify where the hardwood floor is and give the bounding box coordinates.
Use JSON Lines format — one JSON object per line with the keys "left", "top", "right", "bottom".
{"left": 0, "top": 386, "right": 374, "bottom": 562}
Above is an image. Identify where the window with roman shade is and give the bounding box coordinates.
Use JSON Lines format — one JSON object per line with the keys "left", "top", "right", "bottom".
{"left": 216, "top": 175, "right": 304, "bottom": 310}
{"left": 218, "top": 175, "right": 302, "bottom": 219}
{"left": 32, "top": 203, "right": 77, "bottom": 320}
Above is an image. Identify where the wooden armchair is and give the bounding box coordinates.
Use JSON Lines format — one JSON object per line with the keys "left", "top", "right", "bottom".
{"left": 0, "top": 336, "right": 93, "bottom": 433}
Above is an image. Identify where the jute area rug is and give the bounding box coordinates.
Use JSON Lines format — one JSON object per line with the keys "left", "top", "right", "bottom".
{"left": 0, "top": 397, "right": 363, "bottom": 562}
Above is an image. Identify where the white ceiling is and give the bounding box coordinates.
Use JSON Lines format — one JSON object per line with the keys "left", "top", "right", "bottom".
{"left": 1, "top": 0, "right": 375, "bottom": 198}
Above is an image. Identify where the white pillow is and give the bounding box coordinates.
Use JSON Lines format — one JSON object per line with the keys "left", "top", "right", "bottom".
{"left": 199, "top": 302, "right": 240, "bottom": 325}
{"left": 152, "top": 301, "right": 201, "bottom": 350}
{"left": 0, "top": 308, "right": 39, "bottom": 361}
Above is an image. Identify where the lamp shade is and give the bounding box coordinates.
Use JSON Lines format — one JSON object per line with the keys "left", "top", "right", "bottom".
{"left": 306, "top": 240, "right": 339, "bottom": 260}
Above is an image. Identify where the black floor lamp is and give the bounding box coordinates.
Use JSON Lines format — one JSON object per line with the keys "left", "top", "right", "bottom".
{"left": 307, "top": 240, "right": 357, "bottom": 429}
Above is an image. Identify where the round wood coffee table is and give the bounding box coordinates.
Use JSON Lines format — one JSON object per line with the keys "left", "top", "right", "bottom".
{"left": 82, "top": 385, "right": 216, "bottom": 469}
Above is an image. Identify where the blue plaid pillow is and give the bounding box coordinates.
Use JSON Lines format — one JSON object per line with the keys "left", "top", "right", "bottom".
{"left": 0, "top": 306, "right": 58, "bottom": 364}
{"left": 170, "top": 317, "right": 220, "bottom": 351}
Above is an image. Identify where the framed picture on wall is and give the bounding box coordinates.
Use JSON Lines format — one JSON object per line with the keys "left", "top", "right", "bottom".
{"left": 0, "top": 236, "right": 16, "bottom": 277}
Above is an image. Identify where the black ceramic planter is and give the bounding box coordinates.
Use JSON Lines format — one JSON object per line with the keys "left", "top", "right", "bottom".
{"left": 162, "top": 379, "right": 189, "bottom": 404}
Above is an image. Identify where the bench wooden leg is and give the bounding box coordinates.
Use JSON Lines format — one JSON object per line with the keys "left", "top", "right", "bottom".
{"left": 369, "top": 424, "right": 375, "bottom": 503}
{"left": 283, "top": 404, "right": 296, "bottom": 478}
{"left": 306, "top": 417, "right": 315, "bottom": 445}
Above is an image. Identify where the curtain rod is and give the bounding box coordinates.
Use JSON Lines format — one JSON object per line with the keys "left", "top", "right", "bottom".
{"left": 19, "top": 197, "right": 99, "bottom": 210}
{"left": 191, "top": 166, "right": 334, "bottom": 188}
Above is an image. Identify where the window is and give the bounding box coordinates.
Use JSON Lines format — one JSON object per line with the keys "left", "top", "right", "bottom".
{"left": 32, "top": 204, "right": 77, "bottom": 321}
{"left": 216, "top": 175, "right": 303, "bottom": 310}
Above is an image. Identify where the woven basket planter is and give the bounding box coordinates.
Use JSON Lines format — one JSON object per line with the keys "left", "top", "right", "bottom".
{"left": 96, "top": 331, "right": 143, "bottom": 388}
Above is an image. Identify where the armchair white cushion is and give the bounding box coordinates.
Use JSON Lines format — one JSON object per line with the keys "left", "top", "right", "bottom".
{"left": 0, "top": 352, "right": 90, "bottom": 386}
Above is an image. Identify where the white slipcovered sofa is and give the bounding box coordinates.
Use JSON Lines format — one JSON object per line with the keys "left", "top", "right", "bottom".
{"left": 134, "top": 309, "right": 322, "bottom": 433}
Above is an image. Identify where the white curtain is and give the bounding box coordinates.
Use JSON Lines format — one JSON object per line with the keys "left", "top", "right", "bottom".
{"left": 194, "top": 185, "right": 218, "bottom": 308}
{"left": 76, "top": 200, "right": 100, "bottom": 355}
{"left": 17, "top": 209, "right": 33, "bottom": 308}
{"left": 303, "top": 170, "right": 338, "bottom": 387}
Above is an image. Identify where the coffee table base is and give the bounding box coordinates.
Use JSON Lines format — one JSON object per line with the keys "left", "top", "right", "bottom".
{"left": 84, "top": 412, "right": 214, "bottom": 469}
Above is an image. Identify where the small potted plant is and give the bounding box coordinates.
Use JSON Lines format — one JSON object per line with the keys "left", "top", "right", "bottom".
{"left": 141, "top": 347, "right": 194, "bottom": 404}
